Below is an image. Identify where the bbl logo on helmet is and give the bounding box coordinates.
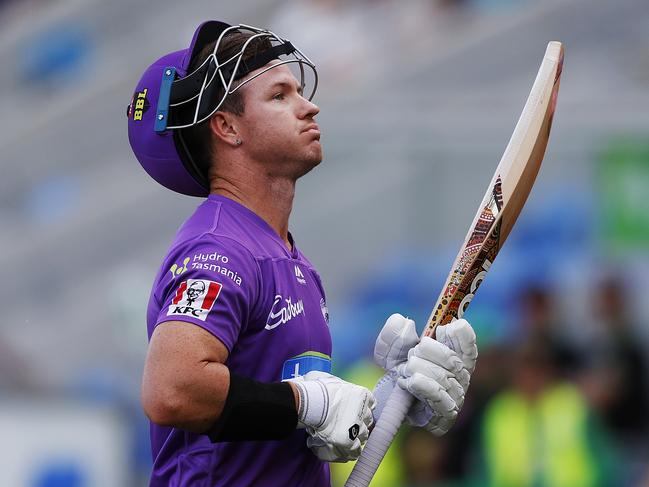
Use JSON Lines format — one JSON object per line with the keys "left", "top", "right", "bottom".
{"left": 127, "top": 88, "right": 150, "bottom": 121}
{"left": 167, "top": 279, "right": 222, "bottom": 321}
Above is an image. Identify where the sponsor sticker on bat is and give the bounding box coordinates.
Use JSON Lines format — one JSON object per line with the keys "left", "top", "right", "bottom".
{"left": 167, "top": 279, "right": 222, "bottom": 321}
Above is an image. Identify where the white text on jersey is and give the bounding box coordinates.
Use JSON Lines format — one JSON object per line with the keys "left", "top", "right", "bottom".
{"left": 294, "top": 265, "right": 306, "bottom": 285}
{"left": 265, "top": 294, "right": 305, "bottom": 330}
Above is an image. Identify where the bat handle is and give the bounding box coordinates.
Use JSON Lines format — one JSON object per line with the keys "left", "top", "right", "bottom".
{"left": 344, "top": 386, "right": 414, "bottom": 487}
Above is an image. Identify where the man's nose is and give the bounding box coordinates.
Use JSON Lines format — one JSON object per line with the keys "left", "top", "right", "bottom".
{"left": 300, "top": 97, "right": 320, "bottom": 118}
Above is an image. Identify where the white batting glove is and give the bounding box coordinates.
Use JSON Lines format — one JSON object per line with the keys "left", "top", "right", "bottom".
{"left": 288, "top": 371, "right": 375, "bottom": 462}
{"left": 373, "top": 313, "right": 477, "bottom": 436}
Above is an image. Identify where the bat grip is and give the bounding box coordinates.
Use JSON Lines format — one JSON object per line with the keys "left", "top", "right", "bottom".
{"left": 344, "top": 386, "right": 414, "bottom": 487}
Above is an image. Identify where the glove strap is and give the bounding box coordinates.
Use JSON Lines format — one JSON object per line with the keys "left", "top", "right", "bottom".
{"left": 291, "top": 379, "right": 328, "bottom": 429}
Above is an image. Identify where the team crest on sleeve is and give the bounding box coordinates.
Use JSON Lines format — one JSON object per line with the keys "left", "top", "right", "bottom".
{"left": 167, "top": 279, "right": 222, "bottom": 321}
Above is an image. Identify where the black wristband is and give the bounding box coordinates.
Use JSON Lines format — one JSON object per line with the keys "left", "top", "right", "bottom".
{"left": 206, "top": 373, "right": 298, "bottom": 442}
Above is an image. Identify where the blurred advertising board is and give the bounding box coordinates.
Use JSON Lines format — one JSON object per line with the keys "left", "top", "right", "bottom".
{"left": 0, "top": 400, "right": 128, "bottom": 487}
{"left": 598, "top": 139, "right": 649, "bottom": 251}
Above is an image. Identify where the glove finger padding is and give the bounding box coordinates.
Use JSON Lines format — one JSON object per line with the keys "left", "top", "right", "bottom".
{"left": 306, "top": 435, "right": 354, "bottom": 463}
{"left": 412, "top": 336, "right": 472, "bottom": 390}
{"left": 446, "top": 377, "right": 465, "bottom": 409}
{"left": 435, "top": 319, "right": 478, "bottom": 374}
{"left": 374, "top": 313, "right": 419, "bottom": 370}
{"left": 399, "top": 372, "right": 459, "bottom": 437}
{"left": 401, "top": 355, "right": 457, "bottom": 389}
{"left": 427, "top": 412, "right": 459, "bottom": 437}
{"left": 362, "top": 396, "right": 375, "bottom": 430}
{"left": 357, "top": 421, "right": 370, "bottom": 444}
{"left": 309, "top": 430, "right": 365, "bottom": 462}
{"left": 398, "top": 372, "right": 459, "bottom": 418}
{"left": 413, "top": 337, "right": 466, "bottom": 375}
{"left": 402, "top": 354, "right": 466, "bottom": 405}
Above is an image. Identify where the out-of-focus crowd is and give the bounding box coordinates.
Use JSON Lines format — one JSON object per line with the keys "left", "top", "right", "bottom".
{"left": 333, "top": 275, "right": 649, "bottom": 487}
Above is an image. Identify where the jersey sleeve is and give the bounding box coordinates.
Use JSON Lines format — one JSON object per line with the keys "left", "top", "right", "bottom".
{"left": 154, "top": 236, "right": 261, "bottom": 353}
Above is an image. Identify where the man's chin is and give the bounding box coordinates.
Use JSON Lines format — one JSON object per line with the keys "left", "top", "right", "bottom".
{"left": 296, "top": 150, "right": 323, "bottom": 179}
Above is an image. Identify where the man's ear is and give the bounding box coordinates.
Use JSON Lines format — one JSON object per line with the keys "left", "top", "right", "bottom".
{"left": 210, "top": 111, "right": 240, "bottom": 147}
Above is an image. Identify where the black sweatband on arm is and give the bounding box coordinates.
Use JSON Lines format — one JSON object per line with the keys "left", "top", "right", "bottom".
{"left": 205, "top": 373, "right": 298, "bottom": 442}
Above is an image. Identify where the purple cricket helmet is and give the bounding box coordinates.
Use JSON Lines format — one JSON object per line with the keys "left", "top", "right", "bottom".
{"left": 127, "top": 21, "right": 318, "bottom": 197}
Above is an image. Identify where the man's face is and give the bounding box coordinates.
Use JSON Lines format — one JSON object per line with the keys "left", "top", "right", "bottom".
{"left": 235, "top": 64, "right": 322, "bottom": 179}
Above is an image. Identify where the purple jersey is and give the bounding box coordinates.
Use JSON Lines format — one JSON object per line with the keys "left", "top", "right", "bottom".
{"left": 146, "top": 194, "right": 332, "bottom": 486}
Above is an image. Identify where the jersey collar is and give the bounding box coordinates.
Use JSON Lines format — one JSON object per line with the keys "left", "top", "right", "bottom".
{"left": 207, "top": 194, "right": 299, "bottom": 259}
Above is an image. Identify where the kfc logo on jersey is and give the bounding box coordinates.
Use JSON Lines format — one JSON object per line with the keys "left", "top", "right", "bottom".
{"left": 167, "top": 279, "right": 222, "bottom": 321}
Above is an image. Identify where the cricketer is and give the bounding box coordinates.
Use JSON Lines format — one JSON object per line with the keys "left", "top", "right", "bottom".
{"left": 126, "top": 20, "right": 478, "bottom": 486}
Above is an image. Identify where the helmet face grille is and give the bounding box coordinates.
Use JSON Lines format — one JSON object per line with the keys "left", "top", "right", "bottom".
{"left": 161, "top": 24, "right": 318, "bottom": 131}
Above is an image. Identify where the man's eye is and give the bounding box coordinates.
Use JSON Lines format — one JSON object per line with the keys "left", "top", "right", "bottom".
{"left": 273, "top": 93, "right": 284, "bottom": 100}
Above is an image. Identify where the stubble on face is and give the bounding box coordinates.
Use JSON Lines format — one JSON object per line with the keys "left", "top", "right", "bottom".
{"left": 236, "top": 65, "right": 323, "bottom": 181}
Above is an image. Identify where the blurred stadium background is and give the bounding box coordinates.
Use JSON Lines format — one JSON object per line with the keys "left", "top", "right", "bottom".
{"left": 1, "top": 0, "right": 648, "bottom": 485}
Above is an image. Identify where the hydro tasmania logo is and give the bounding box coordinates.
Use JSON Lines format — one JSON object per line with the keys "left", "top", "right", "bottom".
{"left": 169, "top": 257, "right": 190, "bottom": 279}
{"left": 167, "top": 279, "right": 222, "bottom": 321}
{"left": 265, "top": 294, "right": 305, "bottom": 330}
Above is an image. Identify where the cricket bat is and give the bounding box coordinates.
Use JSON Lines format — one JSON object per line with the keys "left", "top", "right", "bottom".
{"left": 345, "top": 41, "right": 564, "bottom": 487}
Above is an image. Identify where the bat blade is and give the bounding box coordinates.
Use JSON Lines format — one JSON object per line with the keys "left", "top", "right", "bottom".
{"left": 424, "top": 41, "right": 564, "bottom": 336}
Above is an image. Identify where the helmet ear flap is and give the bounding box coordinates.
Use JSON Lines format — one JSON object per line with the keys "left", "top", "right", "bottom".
{"left": 127, "top": 48, "right": 211, "bottom": 197}
{"left": 174, "top": 128, "right": 211, "bottom": 190}
{"left": 125, "top": 21, "right": 233, "bottom": 197}
{"left": 126, "top": 21, "right": 232, "bottom": 197}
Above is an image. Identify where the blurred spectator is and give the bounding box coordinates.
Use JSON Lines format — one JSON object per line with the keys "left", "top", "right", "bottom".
{"left": 588, "top": 275, "right": 649, "bottom": 438}
{"left": 478, "top": 338, "right": 618, "bottom": 487}
{"left": 578, "top": 275, "right": 649, "bottom": 484}
{"left": 401, "top": 427, "right": 447, "bottom": 487}
{"left": 517, "top": 285, "right": 582, "bottom": 377}
{"left": 404, "top": 344, "right": 510, "bottom": 486}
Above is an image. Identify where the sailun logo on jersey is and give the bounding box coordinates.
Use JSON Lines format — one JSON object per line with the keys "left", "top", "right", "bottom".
{"left": 294, "top": 265, "right": 306, "bottom": 285}
{"left": 265, "top": 294, "right": 305, "bottom": 330}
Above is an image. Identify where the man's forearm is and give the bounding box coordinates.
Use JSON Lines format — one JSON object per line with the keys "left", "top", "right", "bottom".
{"left": 143, "top": 360, "right": 301, "bottom": 435}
